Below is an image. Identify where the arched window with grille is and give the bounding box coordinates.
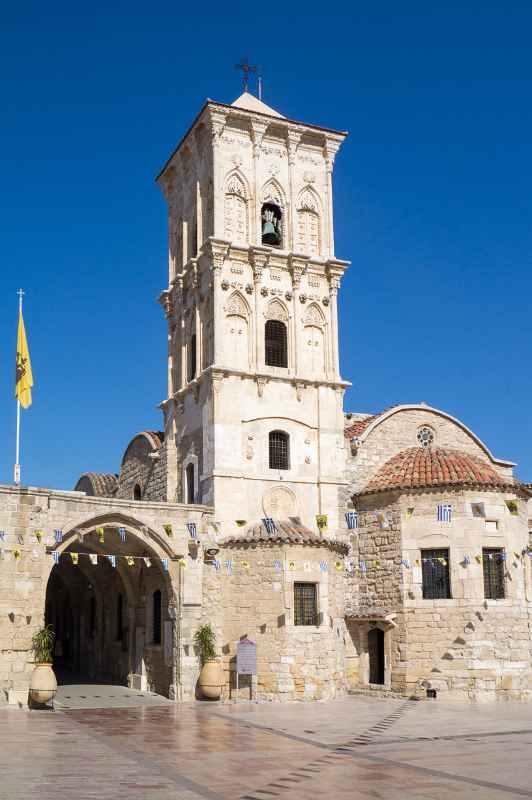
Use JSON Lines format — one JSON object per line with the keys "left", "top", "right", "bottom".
{"left": 152, "top": 590, "right": 162, "bottom": 645}
{"left": 269, "top": 430, "right": 290, "bottom": 470}
{"left": 188, "top": 333, "right": 197, "bottom": 382}
{"left": 265, "top": 320, "right": 288, "bottom": 368}
{"left": 133, "top": 483, "right": 142, "bottom": 501}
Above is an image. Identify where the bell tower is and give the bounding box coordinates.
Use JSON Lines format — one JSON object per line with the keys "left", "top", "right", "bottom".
{"left": 157, "top": 91, "right": 349, "bottom": 530}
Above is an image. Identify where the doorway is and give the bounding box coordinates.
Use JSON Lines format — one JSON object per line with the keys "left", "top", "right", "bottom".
{"left": 368, "top": 628, "right": 385, "bottom": 685}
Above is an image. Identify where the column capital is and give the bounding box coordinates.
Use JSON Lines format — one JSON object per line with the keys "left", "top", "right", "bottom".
{"left": 206, "top": 238, "right": 230, "bottom": 272}
{"left": 287, "top": 129, "right": 302, "bottom": 166}
{"left": 250, "top": 119, "right": 269, "bottom": 158}
{"left": 250, "top": 246, "right": 270, "bottom": 283}
{"left": 289, "top": 253, "right": 310, "bottom": 288}
{"left": 208, "top": 109, "right": 227, "bottom": 149}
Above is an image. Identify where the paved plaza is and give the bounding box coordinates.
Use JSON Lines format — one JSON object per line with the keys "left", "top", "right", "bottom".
{"left": 2, "top": 693, "right": 532, "bottom": 799}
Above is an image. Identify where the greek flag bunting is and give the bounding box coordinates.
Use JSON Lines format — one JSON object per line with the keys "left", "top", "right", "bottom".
{"left": 52, "top": 551, "right": 60, "bottom": 564}
{"left": 463, "top": 555, "right": 471, "bottom": 565}
{"left": 437, "top": 504, "right": 452, "bottom": 523}
{"left": 224, "top": 559, "right": 233, "bottom": 574}
{"left": 107, "top": 554, "right": 116, "bottom": 568}
{"left": 345, "top": 511, "right": 358, "bottom": 530}
{"left": 359, "top": 560, "right": 367, "bottom": 572}
{"left": 186, "top": 522, "right": 197, "bottom": 539}
{"left": 262, "top": 517, "right": 277, "bottom": 535}
{"left": 212, "top": 558, "right": 221, "bottom": 571}
{"left": 161, "top": 558, "right": 169, "bottom": 571}
{"left": 0, "top": 532, "right": 5, "bottom": 542}
{"left": 118, "top": 527, "right": 126, "bottom": 543}
{"left": 54, "top": 529, "right": 63, "bottom": 543}
{"left": 319, "top": 560, "right": 328, "bottom": 572}
{"left": 273, "top": 559, "right": 282, "bottom": 572}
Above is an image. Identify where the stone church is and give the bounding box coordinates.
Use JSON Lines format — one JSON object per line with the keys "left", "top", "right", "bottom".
{"left": 2, "top": 91, "right": 532, "bottom": 705}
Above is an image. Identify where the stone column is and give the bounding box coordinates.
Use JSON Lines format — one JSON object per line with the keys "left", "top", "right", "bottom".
{"left": 323, "top": 140, "right": 340, "bottom": 259}
{"left": 289, "top": 255, "right": 309, "bottom": 377}
{"left": 251, "top": 120, "right": 268, "bottom": 245}
{"left": 209, "top": 110, "right": 227, "bottom": 239}
{"left": 207, "top": 239, "right": 229, "bottom": 367}
{"left": 326, "top": 269, "right": 342, "bottom": 380}
{"left": 287, "top": 130, "right": 302, "bottom": 251}
{"left": 250, "top": 247, "right": 270, "bottom": 370}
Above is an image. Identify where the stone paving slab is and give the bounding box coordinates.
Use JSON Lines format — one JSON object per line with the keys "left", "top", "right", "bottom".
{"left": 1, "top": 697, "right": 532, "bottom": 799}
{"left": 54, "top": 682, "right": 173, "bottom": 710}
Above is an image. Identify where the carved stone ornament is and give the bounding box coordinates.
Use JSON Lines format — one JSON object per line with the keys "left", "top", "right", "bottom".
{"left": 262, "top": 486, "right": 297, "bottom": 518}
{"left": 267, "top": 163, "right": 280, "bottom": 177}
{"left": 260, "top": 286, "right": 269, "bottom": 297}
{"left": 266, "top": 299, "right": 289, "bottom": 322}
{"left": 256, "top": 376, "right": 268, "bottom": 398}
{"left": 226, "top": 172, "right": 247, "bottom": 198}
{"left": 245, "top": 283, "right": 254, "bottom": 295}
{"left": 245, "top": 446, "right": 254, "bottom": 460}
{"left": 305, "top": 456, "right": 311, "bottom": 464}
{"left": 303, "top": 171, "right": 316, "bottom": 184}
{"left": 285, "top": 291, "right": 293, "bottom": 301}
{"left": 295, "top": 382, "right": 305, "bottom": 402}
{"left": 322, "top": 296, "right": 330, "bottom": 306}
{"left": 304, "top": 304, "right": 325, "bottom": 328}
{"left": 231, "top": 153, "right": 243, "bottom": 167}
{"left": 221, "top": 279, "right": 230, "bottom": 290}
{"left": 226, "top": 292, "right": 248, "bottom": 317}
{"left": 299, "top": 293, "right": 307, "bottom": 304}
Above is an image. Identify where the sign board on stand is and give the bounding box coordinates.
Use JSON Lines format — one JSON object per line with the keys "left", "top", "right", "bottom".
{"left": 236, "top": 637, "right": 257, "bottom": 700}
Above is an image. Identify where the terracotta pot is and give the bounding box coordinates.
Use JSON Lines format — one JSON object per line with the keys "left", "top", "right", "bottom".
{"left": 29, "top": 663, "right": 57, "bottom": 705}
{"left": 198, "top": 659, "right": 222, "bottom": 699}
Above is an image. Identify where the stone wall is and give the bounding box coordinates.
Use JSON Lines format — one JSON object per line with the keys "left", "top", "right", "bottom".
{"left": 116, "top": 433, "right": 166, "bottom": 502}
{"left": 200, "top": 540, "right": 347, "bottom": 702}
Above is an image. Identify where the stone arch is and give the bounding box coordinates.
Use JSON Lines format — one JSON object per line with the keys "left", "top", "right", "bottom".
{"left": 296, "top": 187, "right": 321, "bottom": 256}
{"left": 225, "top": 290, "right": 250, "bottom": 319}
{"left": 303, "top": 303, "right": 326, "bottom": 377}
{"left": 45, "top": 514, "right": 178, "bottom": 698}
{"left": 224, "top": 170, "right": 249, "bottom": 243}
{"left": 261, "top": 178, "right": 286, "bottom": 210}
{"left": 303, "top": 303, "right": 325, "bottom": 328}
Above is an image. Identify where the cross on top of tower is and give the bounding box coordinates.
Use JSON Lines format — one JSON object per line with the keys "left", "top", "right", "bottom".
{"left": 235, "top": 57, "right": 262, "bottom": 98}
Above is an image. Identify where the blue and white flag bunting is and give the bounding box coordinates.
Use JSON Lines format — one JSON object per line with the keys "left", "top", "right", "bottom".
{"left": 107, "top": 554, "right": 116, "bottom": 568}
{"left": 52, "top": 551, "right": 60, "bottom": 564}
{"left": 118, "top": 527, "right": 126, "bottom": 543}
{"left": 54, "top": 530, "right": 63, "bottom": 543}
{"left": 437, "top": 504, "right": 452, "bottom": 523}
{"left": 463, "top": 555, "right": 471, "bottom": 565}
{"left": 212, "top": 558, "right": 221, "bottom": 571}
{"left": 224, "top": 559, "right": 233, "bottom": 574}
{"left": 186, "top": 522, "right": 197, "bottom": 539}
{"left": 273, "top": 559, "right": 282, "bottom": 572}
{"left": 400, "top": 558, "right": 411, "bottom": 568}
{"left": 262, "top": 517, "right": 277, "bottom": 535}
{"left": 345, "top": 511, "right": 358, "bottom": 530}
{"left": 161, "top": 558, "right": 169, "bottom": 571}
{"left": 359, "top": 560, "right": 367, "bottom": 572}
{"left": 319, "top": 560, "right": 328, "bottom": 572}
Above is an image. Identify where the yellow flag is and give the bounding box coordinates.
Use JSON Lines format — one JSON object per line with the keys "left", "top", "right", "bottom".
{"left": 15, "top": 309, "right": 33, "bottom": 408}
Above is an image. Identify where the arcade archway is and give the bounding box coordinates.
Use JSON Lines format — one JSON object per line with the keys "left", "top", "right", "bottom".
{"left": 45, "top": 519, "right": 177, "bottom": 698}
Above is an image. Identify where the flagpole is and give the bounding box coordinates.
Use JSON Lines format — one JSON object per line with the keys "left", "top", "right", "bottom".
{"left": 13, "top": 289, "right": 24, "bottom": 486}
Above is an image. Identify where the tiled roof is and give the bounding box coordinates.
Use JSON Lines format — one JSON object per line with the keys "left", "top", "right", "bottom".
{"left": 220, "top": 518, "right": 348, "bottom": 553}
{"left": 344, "top": 606, "right": 396, "bottom": 622}
{"left": 142, "top": 431, "right": 164, "bottom": 449}
{"left": 361, "top": 447, "right": 512, "bottom": 495}
{"left": 74, "top": 473, "right": 118, "bottom": 497}
{"left": 344, "top": 414, "right": 380, "bottom": 439}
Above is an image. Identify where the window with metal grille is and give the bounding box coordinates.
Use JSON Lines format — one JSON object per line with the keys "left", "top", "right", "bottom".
{"left": 294, "top": 583, "right": 318, "bottom": 626}
{"left": 483, "top": 548, "right": 505, "bottom": 599}
{"left": 265, "top": 320, "right": 288, "bottom": 367}
{"left": 269, "top": 430, "right": 290, "bottom": 470}
{"left": 152, "top": 590, "right": 162, "bottom": 645}
{"left": 188, "top": 334, "right": 197, "bottom": 382}
{"left": 421, "top": 548, "right": 451, "bottom": 599}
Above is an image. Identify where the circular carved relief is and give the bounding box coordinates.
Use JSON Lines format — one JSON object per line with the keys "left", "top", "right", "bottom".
{"left": 262, "top": 486, "right": 297, "bottom": 519}
{"left": 417, "top": 426, "right": 435, "bottom": 448}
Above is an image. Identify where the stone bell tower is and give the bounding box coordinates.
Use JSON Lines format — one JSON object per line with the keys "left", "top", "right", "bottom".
{"left": 157, "top": 91, "right": 349, "bottom": 531}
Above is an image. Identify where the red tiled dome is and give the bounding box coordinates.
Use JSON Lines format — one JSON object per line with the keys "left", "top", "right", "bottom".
{"left": 361, "top": 447, "right": 510, "bottom": 494}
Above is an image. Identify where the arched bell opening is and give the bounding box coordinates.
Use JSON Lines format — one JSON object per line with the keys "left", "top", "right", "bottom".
{"left": 261, "top": 202, "right": 283, "bottom": 247}
{"left": 45, "top": 522, "right": 177, "bottom": 698}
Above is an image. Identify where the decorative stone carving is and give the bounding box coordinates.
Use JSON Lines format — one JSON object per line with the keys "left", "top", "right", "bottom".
{"left": 261, "top": 178, "right": 285, "bottom": 210}
{"left": 285, "top": 291, "right": 292, "bottom": 301}
{"left": 299, "top": 294, "right": 307, "bottom": 304}
{"left": 262, "top": 486, "right": 297, "bottom": 518}
{"left": 303, "top": 171, "right": 315, "bottom": 184}
{"left": 260, "top": 286, "right": 269, "bottom": 297}
{"left": 256, "top": 376, "right": 268, "bottom": 398}
{"left": 245, "top": 283, "right": 253, "bottom": 295}
{"left": 231, "top": 153, "right": 243, "bottom": 167}
{"left": 295, "top": 382, "right": 305, "bottom": 402}
{"left": 221, "top": 280, "right": 229, "bottom": 290}
{"left": 226, "top": 292, "right": 248, "bottom": 317}
{"left": 322, "top": 296, "right": 330, "bottom": 306}
{"left": 304, "top": 304, "right": 325, "bottom": 328}
{"left": 266, "top": 299, "right": 289, "bottom": 322}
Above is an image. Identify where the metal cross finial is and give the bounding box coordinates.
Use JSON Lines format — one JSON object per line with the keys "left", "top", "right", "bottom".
{"left": 235, "top": 57, "right": 257, "bottom": 94}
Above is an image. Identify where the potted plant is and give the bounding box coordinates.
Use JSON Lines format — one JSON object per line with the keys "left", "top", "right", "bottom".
{"left": 194, "top": 623, "right": 222, "bottom": 700}
{"left": 29, "top": 624, "right": 57, "bottom": 706}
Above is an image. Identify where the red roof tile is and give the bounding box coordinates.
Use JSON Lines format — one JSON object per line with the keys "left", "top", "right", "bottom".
{"left": 361, "top": 447, "right": 511, "bottom": 494}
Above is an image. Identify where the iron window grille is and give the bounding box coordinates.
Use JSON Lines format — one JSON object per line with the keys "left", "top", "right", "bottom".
{"left": 421, "top": 548, "right": 451, "bottom": 599}
{"left": 483, "top": 548, "right": 505, "bottom": 600}
{"left": 294, "top": 582, "right": 318, "bottom": 626}
{"left": 265, "top": 320, "right": 288, "bottom": 367}
{"left": 269, "top": 430, "right": 290, "bottom": 470}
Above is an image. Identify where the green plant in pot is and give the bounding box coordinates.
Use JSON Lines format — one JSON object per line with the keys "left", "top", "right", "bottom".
{"left": 29, "top": 624, "right": 57, "bottom": 706}
{"left": 194, "top": 623, "right": 221, "bottom": 700}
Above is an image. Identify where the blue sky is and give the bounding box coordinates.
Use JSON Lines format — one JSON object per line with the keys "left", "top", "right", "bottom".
{"left": 1, "top": 1, "right": 531, "bottom": 488}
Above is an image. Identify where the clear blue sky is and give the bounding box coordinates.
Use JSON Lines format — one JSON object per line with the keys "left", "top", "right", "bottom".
{"left": 1, "top": 1, "right": 531, "bottom": 489}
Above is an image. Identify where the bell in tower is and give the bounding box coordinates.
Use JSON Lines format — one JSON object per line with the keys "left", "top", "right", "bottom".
{"left": 261, "top": 202, "right": 282, "bottom": 247}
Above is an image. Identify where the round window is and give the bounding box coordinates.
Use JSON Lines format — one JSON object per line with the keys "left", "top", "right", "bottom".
{"left": 417, "top": 426, "right": 434, "bottom": 448}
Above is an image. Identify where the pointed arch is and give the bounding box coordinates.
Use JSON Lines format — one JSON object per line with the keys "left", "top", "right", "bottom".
{"left": 225, "top": 290, "right": 250, "bottom": 319}
{"left": 304, "top": 302, "right": 325, "bottom": 328}
{"left": 224, "top": 170, "right": 249, "bottom": 243}
{"left": 296, "top": 187, "right": 321, "bottom": 256}
{"left": 265, "top": 298, "right": 289, "bottom": 323}
{"left": 261, "top": 178, "right": 286, "bottom": 210}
